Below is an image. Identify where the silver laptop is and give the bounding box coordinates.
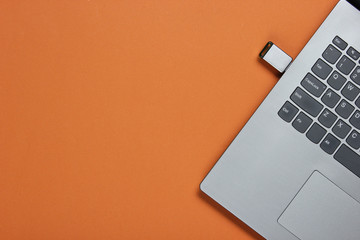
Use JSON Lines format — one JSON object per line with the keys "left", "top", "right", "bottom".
{"left": 200, "top": 1, "right": 360, "bottom": 239}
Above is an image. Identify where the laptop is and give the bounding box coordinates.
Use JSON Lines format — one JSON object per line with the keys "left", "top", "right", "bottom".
{"left": 200, "top": 1, "right": 360, "bottom": 239}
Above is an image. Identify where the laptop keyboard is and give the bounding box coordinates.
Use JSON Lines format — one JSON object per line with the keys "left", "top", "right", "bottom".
{"left": 278, "top": 36, "right": 360, "bottom": 178}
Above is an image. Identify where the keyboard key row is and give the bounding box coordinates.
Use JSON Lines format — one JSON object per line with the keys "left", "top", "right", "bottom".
{"left": 299, "top": 71, "right": 360, "bottom": 111}
{"left": 278, "top": 101, "right": 347, "bottom": 136}
{"left": 279, "top": 101, "right": 360, "bottom": 144}
{"left": 287, "top": 84, "right": 360, "bottom": 133}
{"left": 279, "top": 104, "right": 360, "bottom": 157}
{"left": 287, "top": 110, "right": 359, "bottom": 152}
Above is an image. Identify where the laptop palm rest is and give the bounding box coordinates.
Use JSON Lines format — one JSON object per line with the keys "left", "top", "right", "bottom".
{"left": 278, "top": 171, "right": 360, "bottom": 240}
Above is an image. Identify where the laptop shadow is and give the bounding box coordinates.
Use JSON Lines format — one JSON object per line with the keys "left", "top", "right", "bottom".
{"left": 198, "top": 190, "right": 265, "bottom": 240}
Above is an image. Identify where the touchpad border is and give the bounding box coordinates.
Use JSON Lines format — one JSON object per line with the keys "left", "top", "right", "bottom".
{"left": 278, "top": 171, "right": 360, "bottom": 240}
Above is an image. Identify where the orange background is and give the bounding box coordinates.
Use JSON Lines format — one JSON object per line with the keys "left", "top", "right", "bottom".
{"left": 0, "top": 0, "right": 338, "bottom": 239}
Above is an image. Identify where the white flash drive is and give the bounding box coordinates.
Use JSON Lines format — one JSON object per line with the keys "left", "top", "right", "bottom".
{"left": 259, "top": 42, "right": 292, "bottom": 73}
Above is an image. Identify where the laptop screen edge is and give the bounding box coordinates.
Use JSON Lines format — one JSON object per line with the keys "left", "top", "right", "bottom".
{"left": 347, "top": 0, "right": 360, "bottom": 10}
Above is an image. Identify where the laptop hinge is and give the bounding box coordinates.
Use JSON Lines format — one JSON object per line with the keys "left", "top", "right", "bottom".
{"left": 347, "top": 0, "right": 360, "bottom": 11}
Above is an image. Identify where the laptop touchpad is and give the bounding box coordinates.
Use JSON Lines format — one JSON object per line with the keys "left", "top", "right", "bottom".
{"left": 278, "top": 171, "right": 360, "bottom": 240}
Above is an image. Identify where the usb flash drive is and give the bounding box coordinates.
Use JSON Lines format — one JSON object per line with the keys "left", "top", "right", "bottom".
{"left": 259, "top": 42, "right": 292, "bottom": 73}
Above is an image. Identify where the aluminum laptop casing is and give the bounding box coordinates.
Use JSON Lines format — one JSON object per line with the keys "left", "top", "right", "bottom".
{"left": 200, "top": 1, "right": 360, "bottom": 239}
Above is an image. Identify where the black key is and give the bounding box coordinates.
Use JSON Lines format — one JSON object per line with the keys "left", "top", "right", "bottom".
{"left": 349, "top": 110, "right": 360, "bottom": 129}
{"left": 320, "top": 133, "right": 340, "bottom": 154}
{"left": 321, "top": 89, "right": 340, "bottom": 108}
{"left": 332, "top": 119, "right": 351, "bottom": 139}
{"left": 332, "top": 36, "right": 347, "bottom": 50}
{"left": 350, "top": 66, "right": 360, "bottom": 85}
{"left": 327, "top": 71, "right": 346, "bottom": 90}
{"left": 292, "top": 112, "right": 312, "bottom": 133}
{"left": 336, "top": 56, "right": 356, "bottom": 75}
{"left": 278, "top": 101, "right": 298, "bottom": 122}
{"left": 334, "top": 144, "right": 360, "bottom": 178}
{"left": 312, "top": 59, "right": 333, "bottom": 79}
{"left": 318, "top": 109, "right": 337, "bottom": 128}
{"left": 355, "top": 96, "right": 360, "bottom": 109}
{"left": 346, "top": 130, "right": 360, "bottom": 149}
{"left": 335, "top": 99, "right": 354, "bottom": 119}
{"left": 341, "top": 82, "right": 360, "bottom": 101}
{"left": 306, "top": 123, "right": 326, "bottom": 144}
{"left": 300, "top": 73, "right": 326, "bottom": 97}
{"left": 347, "top": 47, "right": 360, "bottom": 60}
{"left": 322, "top": 44, "right": 341, "bottom": 64}
{"left": 290, "top": 87, "right": 323, "bottom": 117}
